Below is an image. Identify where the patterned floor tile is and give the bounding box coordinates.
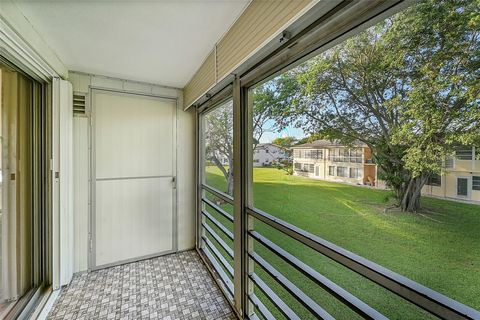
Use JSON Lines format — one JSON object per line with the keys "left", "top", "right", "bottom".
{"left": 48, "top": 251, "right": 237, "bottom": 320}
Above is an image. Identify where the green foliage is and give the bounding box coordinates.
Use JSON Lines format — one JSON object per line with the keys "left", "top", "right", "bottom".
{"left": 272, "top": 136, "right": 297, "bottom": 148}
{"left": 258, "top": 0, "right": 480, "bottom": 211}
{"left": 272, "top": 159, "right": 293, "bottom": 175}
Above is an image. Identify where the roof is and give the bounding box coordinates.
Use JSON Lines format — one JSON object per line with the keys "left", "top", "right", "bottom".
{"left": 291, "top": 139, "right": 368, "bottom": 149}
{"left": 255, "top": 143, "right": 288, "bottom": 151}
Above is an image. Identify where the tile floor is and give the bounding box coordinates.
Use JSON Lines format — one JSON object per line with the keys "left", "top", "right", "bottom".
{"left": 47, "top": 251, "right": 237, "bottom": 320}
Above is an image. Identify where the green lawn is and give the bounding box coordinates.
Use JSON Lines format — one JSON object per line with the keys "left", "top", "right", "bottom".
{"left": 203, "top": 166, "right": 480, "bottom": 319}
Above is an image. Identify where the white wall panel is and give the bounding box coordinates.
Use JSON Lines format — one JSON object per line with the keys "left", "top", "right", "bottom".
{"left": 95, "top": 178, "right": 173, "bottom": 266}
{"left": 93, "top": 90, "right": 176, "bottom": 268}
{"left": 176, "top": 98, "right": 196, "bottom": 251}
{"left": 69, "top": 71, "right": 179, "bottom": 99}
{"left": 90, "top": 75, "right": 123, "bottom": 91}
{"left": 93, "top": 92, "right": 174, "bottom": 179}
{"left": 57, "top": 79, "right": 74, "bottom": 286}
{"left": 73, "top": 117, "right": 89, "bottom": 272}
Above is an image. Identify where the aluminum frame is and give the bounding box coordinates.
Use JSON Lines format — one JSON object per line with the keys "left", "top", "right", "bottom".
{"left": 0, "top": 60, "right": 52, "bottom": 320}
{"left": 196, "top": 94, "right": 240, "bottom": 318}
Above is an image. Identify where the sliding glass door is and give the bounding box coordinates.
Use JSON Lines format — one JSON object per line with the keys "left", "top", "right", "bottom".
{"left": 0, "top": 60, "right": 48, "bottom": 319}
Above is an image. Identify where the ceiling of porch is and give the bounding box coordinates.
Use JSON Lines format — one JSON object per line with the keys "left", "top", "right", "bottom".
{"left": 12, "top": 0, "right": 248, "bottom": 87}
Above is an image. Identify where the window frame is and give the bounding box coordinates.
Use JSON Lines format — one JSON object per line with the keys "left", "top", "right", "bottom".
{"left": 426, "top": 174, "right": 442, "bottom": 187}
{"left": 196, "top": 88, "right": 236, "bottom": 309}
{"left": 472, "top": 176, "right": 480, "bottom": 191}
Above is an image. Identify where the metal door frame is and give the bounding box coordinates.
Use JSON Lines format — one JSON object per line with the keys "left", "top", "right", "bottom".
{"left": 88, "top": 88, "right": 178, "bottom": 270}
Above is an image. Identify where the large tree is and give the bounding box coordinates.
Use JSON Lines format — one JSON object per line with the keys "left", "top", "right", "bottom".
{"left": 204, "top": 92, "right": 276, "bottom": 196}
{"left": 267, "top": 0, "right": 480, "bottom": 212}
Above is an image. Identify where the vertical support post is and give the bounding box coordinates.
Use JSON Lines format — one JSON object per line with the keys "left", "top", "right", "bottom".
{"left": 245, "top": 87, "right": 255, "bottom": 318}
{"left": 196, "top": 110, "right": 206, "bottom": 250}
{"left": 233, "top": 77, "right": 246, "bottom": 317}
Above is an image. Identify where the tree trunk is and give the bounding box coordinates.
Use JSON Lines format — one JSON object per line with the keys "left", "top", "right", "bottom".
{"left": 226, "top": 171, "right": 234, "bottom": 196}
{"left": 398, "top": 174, "right": 428, "bottom": 212}
{"left": 226, "top": 158, "right": 234, "bottom": 196}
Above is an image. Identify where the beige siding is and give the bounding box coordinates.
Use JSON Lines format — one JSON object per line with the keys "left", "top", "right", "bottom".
{"left": 183, "top": 0, "right": 313, "bottom": 108}
{"left": 216, "top": 0, "right": 310, "bottom": 78}
{"left": 184, "top": 50, "right": 216, "bottom": 107}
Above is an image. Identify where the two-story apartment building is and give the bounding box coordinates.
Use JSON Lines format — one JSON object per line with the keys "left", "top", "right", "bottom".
{"left": 293, "top": 141, "right": 480, "bottom": 203}
{"left": 291, "top": 140, "right": 376, "bottom": 186}
{"left": 253, "top": 143, "right": 290, "bottom": 167}
{"left": 423, "top": 147, "right": 480, "bottom": 202}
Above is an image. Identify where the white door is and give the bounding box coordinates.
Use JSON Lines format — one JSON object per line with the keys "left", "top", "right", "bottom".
{"left": 92, "top": 90, "right": 176, "bottom": 269}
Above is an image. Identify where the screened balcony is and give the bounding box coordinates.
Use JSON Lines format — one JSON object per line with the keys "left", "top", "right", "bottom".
{"left": 0, "top": 0, "right": 479, "bottom": 320}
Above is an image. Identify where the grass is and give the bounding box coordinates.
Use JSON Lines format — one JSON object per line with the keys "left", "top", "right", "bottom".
{"left": 203, "top": 166, "right": 480, "bottom": 319}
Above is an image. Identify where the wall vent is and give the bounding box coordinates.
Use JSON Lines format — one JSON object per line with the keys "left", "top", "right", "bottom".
{"left": 73, "top": 93, "right": 86, "bottom": 115}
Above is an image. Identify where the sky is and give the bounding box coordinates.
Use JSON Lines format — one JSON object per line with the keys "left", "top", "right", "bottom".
{"left": 259, "top": 121, "right": 306, "bottom": 143}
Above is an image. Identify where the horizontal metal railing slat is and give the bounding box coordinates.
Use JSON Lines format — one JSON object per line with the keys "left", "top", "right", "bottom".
{"left": 202, "top": 247, "right": 234, "bottom": 298}
{"left": 202, "top": 184, "right": 234, "bottom": 205}
{"left": 249, "top": 294, "right": 276, "bottom": 320}
{"left": 202, "top": 222, "right": 234, "bottom": 258}
{"left": 202, "top": 210, "right": 234, "bottom": 240}
{"left": 250, "top": 252, "right": 335, "bottom": 320}
{"left": 250, "top": 230, "right": 387, "bottom": 320}
{"left": 249, "top": 273, "right": 301, "bottom": 320}
{"left": 247, "top": 207, "right": 480, "bottom": 320}
{"left": 202, "top": 236, "right": 234, "bottom": 277}
{"left": 202, "top": 197, "right": 234, "bottom": 222}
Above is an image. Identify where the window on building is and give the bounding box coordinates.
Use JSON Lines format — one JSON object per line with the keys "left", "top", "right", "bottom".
{"left": 309, "top": 164, "right": 314, "bottom": 173}
{"left": 426, "top": 174, "right": 442, "bottom": 187}
{"left": 337, "top": 166, "right": 348, "bottom": 177}
{"left": 349, "top": 167, "right": 361, "bottom": 179}
{"left": 328, "top": 166, "right": 335, "bottom": 176}
{"left": 473, "top": 176, "right": 480, "bottom": 191}
{"left": 456, "top": 147, "right": 473, "bottom": 160}
{"left": 294, "top": 162, "right": 302, "bottom": 171}
{"left": 444, "top": 156, "right": 454, "bottom": 169}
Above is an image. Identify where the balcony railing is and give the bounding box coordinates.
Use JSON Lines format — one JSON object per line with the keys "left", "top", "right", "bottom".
{"left": 198, "top": 184, "right": 480, "bottom": 320}
{"left": 328, "top": 156, "right": 363, "bottom": 163}
{"left": 246, "top": 207, "right": 480, "bottom": 320}
{"left": 199, "top": 184, "right": 235, "bottom": 302}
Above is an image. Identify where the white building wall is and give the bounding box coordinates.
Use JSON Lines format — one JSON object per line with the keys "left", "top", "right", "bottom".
{"left": 253, "top": 144, "right": 289, "bottom": 167}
